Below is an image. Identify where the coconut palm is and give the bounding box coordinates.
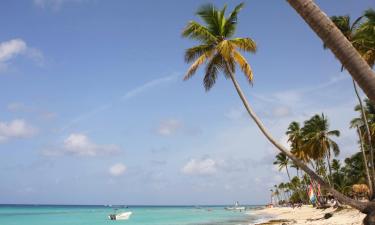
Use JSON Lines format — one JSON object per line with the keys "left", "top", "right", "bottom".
{"left": 351, "top": 112, "right": 374, "bottom": 196}
{"left": 287, "top": 121, "right": 310, "bottom": 163}
{"left": 183, "top": 2, "right": 374, "bottom": 219}
{"left": 287, "top": 0, "right": 375, "bottom": 107}
{"left": 274, "top": 153, "right": 291, "bottom": 181}
{"left": 329, "top": 14, "right": 375, "bottom": 194}
{"left": 302, "top": 114, "right": 340, "bottom": 183}
{"left": 356, "top": 9, "right": 375, "bottom": 66}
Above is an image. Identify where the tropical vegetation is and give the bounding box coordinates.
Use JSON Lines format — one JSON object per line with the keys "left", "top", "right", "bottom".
{"left": 182, "top": 2, "right": 375, "bottom": 224}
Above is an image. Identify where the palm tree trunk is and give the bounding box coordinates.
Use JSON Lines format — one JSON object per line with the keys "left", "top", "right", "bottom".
{"left": 358, "top": 126, "right": 374, "bottom": 198}
{"left": 285, "top": 166, "right": 291, "bottom": 181}
{"left": 286, "top": 0, "right": 375, "bottom": 103}
{"left": 353, "top": 79, "right": 375, "bottom": 198}
{"left": 326, "top": 154, "right": 333, "bottom": 186}
{"left": 225, "top": 62, "right": 372, "bottom": 214}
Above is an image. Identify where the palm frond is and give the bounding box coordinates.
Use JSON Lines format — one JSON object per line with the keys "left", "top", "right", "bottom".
{"left": 330, "top": 141, "right": 340, "bottom": 157}
{"left": 351, "top": 16, "right": 364, "bottom": 32}
{"left": 184, "top": 50, "right": 213, "bottom": 80}
{"left": 349, "top": 117, "right": 364, "bottom": 128}
{"left": 184, "top": 44, "right": 214, "bottom": 63}
{"left": 233, "top": 50, "right": 253, "bottom": 83}
{"left": 230, "top": 37, "right": 257, "bottom": 52}
{"left": 196, "top": 3, "right": 221, "bottom": 36}
{"left": 223, "top": 2, "right": 244, "bottom": 38}
{"left": 327, "top": 130, "right": 340, "bottom": 137}
{"left": 203, "top": 54, "right": 222, "bottom": 91}
{"left": 217, "top": 40, "right": 234, "bottom": 61}
{"left": 330, "top": 16, "right": 351, "bottom": 37}
{"left": 182, "top": 21, "right": 217, "bottom": 43}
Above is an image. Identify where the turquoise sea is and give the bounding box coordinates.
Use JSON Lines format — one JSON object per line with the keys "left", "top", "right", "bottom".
{"left": 0, "top": 205, "right": 264, "bottom": 225}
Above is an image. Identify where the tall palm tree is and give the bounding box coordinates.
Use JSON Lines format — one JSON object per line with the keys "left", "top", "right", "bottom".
{"left": 274, "top": 153, "right": 291, "bottom": 181}
{"left": 286, "top": 0, "right": 375, "bottom": 106}
{"left": 183, "top": 2, "right": 374, "bottom": 218}
{"left": 351, "top": 109, "right": 374, "bottom": 196}
{"left": 302, "top": 114, "right": 340, "bottom": 184}
{"left": 359, "top": 125, "right": 373, "bottom": 196}
{"left": 329, "top": 14, "right": 375, "bottom": 193}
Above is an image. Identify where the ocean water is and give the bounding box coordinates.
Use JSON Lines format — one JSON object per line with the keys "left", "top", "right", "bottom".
{"left": 0, "top": 205, "right": 263, "bottom": 225}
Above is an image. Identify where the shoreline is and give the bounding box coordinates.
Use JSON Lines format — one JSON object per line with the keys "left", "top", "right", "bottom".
{"left": 248, "top": 205, "right": 365, "bottom": 225}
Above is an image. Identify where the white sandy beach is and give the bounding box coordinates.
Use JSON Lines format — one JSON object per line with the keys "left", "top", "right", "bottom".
{"left": 249, "top": 205, "right": 365, "bottom": 225}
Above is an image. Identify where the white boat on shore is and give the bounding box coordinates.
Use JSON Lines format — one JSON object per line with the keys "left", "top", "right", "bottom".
{"left": 108, "top": 211, "right": 132, "bottom": 220}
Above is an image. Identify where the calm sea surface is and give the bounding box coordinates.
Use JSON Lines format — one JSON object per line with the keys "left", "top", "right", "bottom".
{"left": 0, "top": 205, "right": 263, "bottom": 225}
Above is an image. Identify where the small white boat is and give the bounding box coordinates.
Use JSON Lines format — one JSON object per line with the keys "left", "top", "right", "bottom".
{"left": 108, "top": 211, "right": 132, "bottom": 220}
{"left": 225, "top": 201, "right": 246, "bottom": 211}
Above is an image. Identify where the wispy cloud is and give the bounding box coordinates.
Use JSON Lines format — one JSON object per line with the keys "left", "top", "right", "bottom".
{"left": 156, "top": 119, "right": 183, "bottom": 136}
{"left": 0, "top": 39, "right": 44, "bottom": 71}
{"left": 42, "top": 133, "right": 120, "bottom": 157}
{"left": 61, "top": 74, "right": 178, "bottom": 131}
{"left": 252, "top": 74, "right": 348, "bottom": 105}
{"left": 122, "top": 75, "right": 176, "bottom": 100}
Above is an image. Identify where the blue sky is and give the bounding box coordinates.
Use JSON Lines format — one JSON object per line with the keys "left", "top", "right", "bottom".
{"left": 0, "top": 0, "right": 374, "bottom": 205}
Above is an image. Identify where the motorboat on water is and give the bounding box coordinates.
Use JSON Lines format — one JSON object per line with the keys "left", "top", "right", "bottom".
{"left": 225, "top": 201, "right": 246, "bottom": 211}
{"left": 108, "top": 211, "right": 132, "bottom": 220}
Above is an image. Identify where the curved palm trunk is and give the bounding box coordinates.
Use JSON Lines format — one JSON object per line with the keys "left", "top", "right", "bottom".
{"left": 286, "top": 0, "right": 375, "bottom": 103}
{"left": 353, "top": 79, "right": 375, "bottom": 198}
{"left": 358, "top": 126, "right": 374, "bottom": 198}
{"left": 225, "top": 64, "right": 373, "bottom": 215}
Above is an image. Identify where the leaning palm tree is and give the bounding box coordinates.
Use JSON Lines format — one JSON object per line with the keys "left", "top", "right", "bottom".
{"left": 182, "top": 3, "right": 372, "bottom": 218}
{"left": 329, "top": 14, "right": 375, "bottom": 194}
{"left": 287, "top": 0, "right": 375, "bottom": 106}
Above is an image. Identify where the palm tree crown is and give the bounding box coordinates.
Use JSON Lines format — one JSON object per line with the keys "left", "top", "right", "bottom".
{"left": 302, "top": 114, "right": 340, "bottom": 160}
{"left": 182, "top": 3, "right": 256, "bottom": 90}
{"left": 274, "top": 152, "right": 291, "bottom": 180}
{"left": 330, "top": 12, "right": 375, "bottom": 68}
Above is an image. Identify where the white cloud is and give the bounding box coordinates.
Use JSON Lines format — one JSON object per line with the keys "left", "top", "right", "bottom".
{"left": 42, "top": 133, "right": 120, "bottom": 157}
{"left": 109, "top": 163, "right": 127, "bottom": 176}
{"left": 0, "top": 119, "right": 37, "bottom": 143}
{"left": 0, "top": 39, "right": 26, "bottom": 62}
{"left": 156, "top": 119, "right": 183, "bottom": 136}
{"left": 0, "top": 39, "right": 44, "bottom": 71}
{"left": 182, "top": 158, "right": 218, "bottom": 176}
